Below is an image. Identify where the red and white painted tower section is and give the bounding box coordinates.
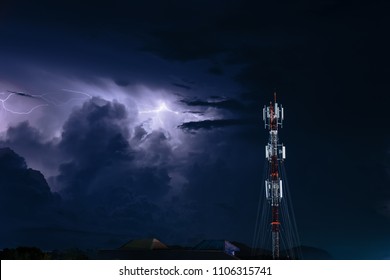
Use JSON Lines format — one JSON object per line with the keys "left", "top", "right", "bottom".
{"left": 263, "top": 93, "right": 285, "bottom": 260}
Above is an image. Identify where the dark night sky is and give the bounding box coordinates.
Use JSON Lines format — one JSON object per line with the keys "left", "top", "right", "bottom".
{"left": 0, "top": 0, "right": 390, "bottom": 259}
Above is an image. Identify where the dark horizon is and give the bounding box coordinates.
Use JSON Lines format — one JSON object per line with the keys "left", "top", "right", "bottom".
{"left": 0, "top": 237, "right": 332, "bottom": 260}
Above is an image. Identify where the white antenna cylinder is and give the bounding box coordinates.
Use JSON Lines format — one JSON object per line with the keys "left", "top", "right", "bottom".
{"left": 280, "top": 180, "right": 283, "bottom": 198}
{"left": 275, "top": 103, "right": 279, "bottom": 118}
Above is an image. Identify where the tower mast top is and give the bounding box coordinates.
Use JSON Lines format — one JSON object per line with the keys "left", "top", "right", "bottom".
{"left": 263, "top": 93, "right": 284, "bottom": 130}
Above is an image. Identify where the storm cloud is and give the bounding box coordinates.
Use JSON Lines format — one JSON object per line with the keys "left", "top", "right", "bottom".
{"left": 0, "top": 96, "right": 255, "bottom": 249}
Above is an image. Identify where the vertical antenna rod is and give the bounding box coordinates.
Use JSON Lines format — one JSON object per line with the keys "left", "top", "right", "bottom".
{"left": 263, "top": 93, "right": 285, "bottom": 259}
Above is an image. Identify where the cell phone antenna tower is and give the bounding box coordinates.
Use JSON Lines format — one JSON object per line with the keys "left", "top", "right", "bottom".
{"left": 262, "top": 92, "right": 286, "bottom": 260}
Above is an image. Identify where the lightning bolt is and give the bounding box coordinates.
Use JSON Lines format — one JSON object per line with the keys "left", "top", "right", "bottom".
{"left": 139, "top": 102, "right": 179, "bottom": 115}
{"left": 0, "top": 89, "right": 92, "bottom": 115}
{"left": 0, "top": 91, "right": 48, "bottom": 115}
{"left": 138, "top": 102, "right": 180, "bottom": 130}
{"left": 59, "top": 89, "right": 93, "bottom": 104}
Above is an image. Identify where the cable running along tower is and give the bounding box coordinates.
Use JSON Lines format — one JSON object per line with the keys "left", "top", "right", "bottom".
{"left": 263, "top": 93, "right": 285, "bottom": 260}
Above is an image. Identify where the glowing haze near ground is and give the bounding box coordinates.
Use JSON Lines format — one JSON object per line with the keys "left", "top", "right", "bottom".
{"left": 0, "top": 0, "right": 390, "bottom": 259}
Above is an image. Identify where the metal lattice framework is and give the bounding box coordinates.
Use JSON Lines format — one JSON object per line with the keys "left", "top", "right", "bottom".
{"left": 263, "top": 93, "right": 285, "bottom": 260}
